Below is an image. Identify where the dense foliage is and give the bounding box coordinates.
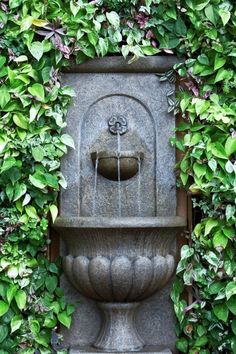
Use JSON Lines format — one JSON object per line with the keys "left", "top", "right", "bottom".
{"left": 0, "top": 0, "right": 235, "bottom": 353}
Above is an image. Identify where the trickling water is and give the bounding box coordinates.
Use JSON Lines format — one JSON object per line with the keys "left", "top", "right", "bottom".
{"left": 117, "top": 132, "right": 121, "bottom": 217}
{"left": 138, "top": 156, "right": 141, "bottom": 216}
{"left": 92, "top": 154, "right": 99, "bottom": 216}
{"left": 117, "top": 129, "right": 121, "bottom": 153}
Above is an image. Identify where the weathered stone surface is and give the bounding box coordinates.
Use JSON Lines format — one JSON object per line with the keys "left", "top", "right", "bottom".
{"left": 61, "top": 276, "right": 177, "bottom": 352}
{"left": 60, "top": 72, "right": 177, "bottom": 217}
{"left": 63, "top": 253, "right": 174, "bottom": 302}
{"left": 55, "top": 57, "right": 186, "bottom": 354}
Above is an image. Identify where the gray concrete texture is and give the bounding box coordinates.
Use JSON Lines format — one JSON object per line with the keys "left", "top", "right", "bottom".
{"left": 55, "top": 57, "right": 186, "bottom": 354}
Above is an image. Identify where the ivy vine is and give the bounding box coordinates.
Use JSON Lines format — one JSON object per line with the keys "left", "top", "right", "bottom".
{"left": 0, "top": 0, "right": 235, "bottom": 353}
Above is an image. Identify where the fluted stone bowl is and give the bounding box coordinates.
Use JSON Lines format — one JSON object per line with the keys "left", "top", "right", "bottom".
{"left": 54, "top": 216, "right": 185, "bottom": 352}
{"left": 54, "top": 217, "right": 185, "bottom": 301}
{"left": 64, "top": 253, "right": 174, "bottom": 302}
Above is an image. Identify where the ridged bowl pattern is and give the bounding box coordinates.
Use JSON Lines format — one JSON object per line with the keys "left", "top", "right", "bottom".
{"left": 64, "top": 254, "right": 174, "bottom": 302}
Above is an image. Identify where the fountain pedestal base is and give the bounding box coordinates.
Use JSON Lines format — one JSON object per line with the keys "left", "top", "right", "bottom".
{"left": 69, "top": 303, "right": 173, "bottom": 354}
{"left": 94, "top": 302, "right": 144, "bottom": 352}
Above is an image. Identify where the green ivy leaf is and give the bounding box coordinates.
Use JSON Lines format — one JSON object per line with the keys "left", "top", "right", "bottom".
{"left": 0, "top": 325, "right": 8, "bottom": 343}
{"left": 232, "top": 319, "right": 236, "bottom": 336}
{"left": 213, "top": 230, "right": 228, "bottom": 250}
{"left": 208, "top": 158, "right": 217, "bottom": 171}
{"left": 46, "top": 275, "right": 58, "bottom": 293}
{"left": 32, "top": 146, "right": 45, "bottom": 162}
{"left": 66, "top": 304, "right": 75, "bottom": 315}
{"left": 223, "top": 226, "right": 235, "bottom": 239}
{"left": 15, "top": 290, "right": 26, "bottom": 310}
{"left": 29, "top": 41, "right": 44, "bottom": 61}
{"left": 30, "top": 320, "right": 40, "bottom": 334}
{"left": 0, "top": 85, "right": 10, "bottom": 109}
{"left": 214, "top": 55, "right": 226, "bottom": 71}
{"left": 0, "top": 301, "right": 9, "bottom": 317}
{"left": 225, "top": 160, "right": 234, "bottom": 173}
{"left": 166, "top": 7, "right": 177, "bottom": 19}
{"left": 226, "top": 205, "right": 235, "bottom": 221}
{"left": 181, "top": 245, "right": 194, "bottom": 259}
{"left": 44, "top": 316, "right": 57, "bottom": 328}
{"left": 197, "top": 54, "right": 209, "bottom": 66}
{"left": 25, "top": 205, "right": 38, "bottom": 219}
{"left": 29, "top": 173, "right": 46, "bottom": 189}
{"left": 61, "top": 134, "right": 75, "bottom": 149}
{"left": 28, "top": 83, "right": 45, "bottom": 102}
{"left": 7, "top": 284, "right": 18, "bottom": 304}
{"left": 214, "top": 68, "right": 229, "bottom": 83}
{"left": 175, "top": 17, "right": 187, "bottom": 36}
{"left": 20, "top": 15, "right": 33, "bottom": 32}
{"left": 44, "top": 173, "right": 59, "bottom": 189}
{"left": 61, "top": 86, "right": 76, "bottom": 97}
{"left": 0, "top": 56, "right": 6, "bottom": 68}
{"left": 226, "top": 281, "right": 236, "bottom": 300}
{"left": 34, "top": 334, "right": 50, "bottom": 347}
{"left": 225, "top": 137, "right": 236, "bottom": 157}
{"left": 189, "top": 0, "right": 210, "bottom": 11}
{"left": 204, "top": 251, "right": 219, "bottom": 267}
{"left": 194, "top": 335, "right": 208, "bottom": 347}
{"left": 49, "top": 263, "right": 58, "bottom": 274}
{"left": 70, "top": 1, "right": 80, "bottom": 16}
{"left": 88, "top": 32, "right": 99, "bottom": 46}
{"left": 0, "top": 135, "right": 8, "bottom": 153}
{"left": 194, "top": 98, "right": 210, "bottom": 116}
{"left": 180, "top": 171, "right": 188, "bottom": 185}
{"left": 9, "top": 0, "right": 22, "bottom": 9}
{"left": 49, "top": 204, "right": 58, "bottom": 223}
{"left": 1, "top": 157, "right": 16, "bottom": 173}
{"left": 210, "top": 142, "right": 228, "bottom": 159}
{"left": 176, "top": 337, "right": 188, "bottom": 353}
{"left": 213, "top": 303, "right": 229, "bottom": 322}
{"left": 205, "top": 5, "right": 217, "bottom": 26}
{"left": 13, "top": 183, "right": 27, "bottom": 202}
{"left": 204, "top": 219, "right": 218, "bottom": 236}
{"left": 193, "top": 162, "right": 206, "bottom": 178}
{"left": 208, "top": 282, "right": 224, "bottom": 295}
{"left": 219, "top": 9, "right": 231, "bottom": 26}
{"left": 141, "top": 46, "right": 160, "bottom": 55}
{"left": 7, "top": 265, "right": 18, "bottom": 279}
{"left": 13, "top": 113, "right": 28, "bottom": 130}
{"left": 106, "top": 11, "right": 120, "bottom": 29}
{"left": 227, "top": 296, "right": 236, "bottom": 315}
{"left": 58, "top": 311, "right": 72, "bottom": 328}
{"left": 11, "top": 315, "right": 22, "bottom": 333}
{"left": 41, "top": 67, "right": 51, "bottom": 84}
{"left": 97, "top": 38, "right": 108, "bottom": 57}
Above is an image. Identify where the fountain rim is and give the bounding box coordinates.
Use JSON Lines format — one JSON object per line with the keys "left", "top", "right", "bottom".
{"left": 62, "top": 55, "right": 182, "bottom": 74}
{"left": 54, "top": 216, "right": 186, "bottom": 229}
{"left": 91, "top": 150, "right": 144, "bottom": 161}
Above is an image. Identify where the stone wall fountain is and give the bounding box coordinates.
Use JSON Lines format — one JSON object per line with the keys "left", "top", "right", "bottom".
{"left": 54, "top": 56, "right": 186, "bottom": 354}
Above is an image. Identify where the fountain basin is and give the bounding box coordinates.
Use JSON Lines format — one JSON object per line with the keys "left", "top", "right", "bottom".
{"left": 54, "top": 217, "right": 186, "bottom": 300}
{"left": 91, "top": 151, "right": 144, "bottom": 181}
{"left": 54, "top": 216, "right": 185, "bottom": 352}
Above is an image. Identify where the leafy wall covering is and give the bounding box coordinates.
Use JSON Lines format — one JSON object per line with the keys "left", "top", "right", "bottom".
{"left": 0, "top": 0, "right": 235, "bottom": 353}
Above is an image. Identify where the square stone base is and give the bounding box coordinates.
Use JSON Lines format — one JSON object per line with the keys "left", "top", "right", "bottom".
{"left": 69, "top": 346, "right": 172, "bottom": 354}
